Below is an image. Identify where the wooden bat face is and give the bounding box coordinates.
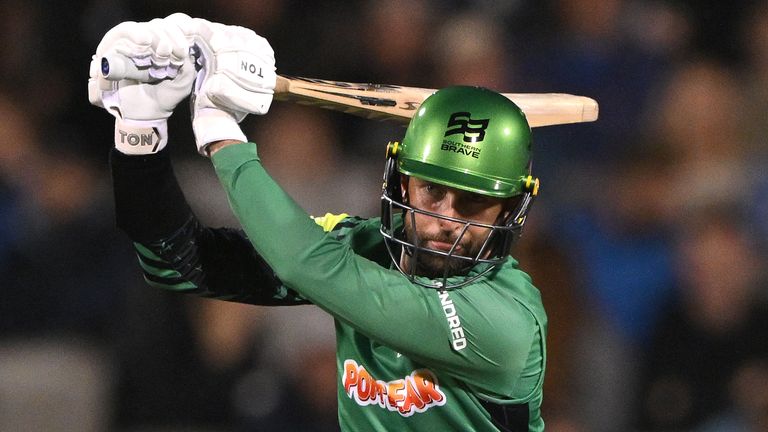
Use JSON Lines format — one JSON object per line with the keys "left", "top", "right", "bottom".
{"left": 274, "top": 76, "right": 434, "bottom": 123}
{"left": 274, "top": 75, "right": 598, "bottom": 127}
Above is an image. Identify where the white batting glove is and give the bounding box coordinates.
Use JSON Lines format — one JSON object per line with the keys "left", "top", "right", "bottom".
{"left": 181, "top": 18, "right": 277, "bottom": 155}
{"left": 88, "top": 17, "right": 195, "bottom": 155}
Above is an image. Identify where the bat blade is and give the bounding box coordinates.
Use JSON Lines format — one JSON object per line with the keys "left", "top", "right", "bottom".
{"left": 274, "top": 75, "right": 432, "bottom": 123}
{"left": 274, "top": 75, "right": 599, "bottom": 127}
{"left": 504, "top": 93, "right": 600, "bottom": 127}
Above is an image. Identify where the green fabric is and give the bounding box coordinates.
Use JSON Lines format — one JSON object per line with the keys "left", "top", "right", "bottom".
{"left": 212, "top": 143, "right": 547, "bottom": 431}
{"left": 134, "top": 242, "right": 197, "bottom": 291}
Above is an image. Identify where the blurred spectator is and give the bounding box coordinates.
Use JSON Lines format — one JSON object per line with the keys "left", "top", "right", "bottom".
{"left": 519, "top": 0, "right": 670, "bottom": 214}
{"left": 622, "top": 0, "right": 693, "bottom": 59}
{"left": 0, "top": 92, "right": 129, "bottom": 340}
{"left": 633, "top": 205, "right": 768, "bottom": 431}
{"left": 650, "top": 59, "right": 753, "bottom": 213}
{"left": 515, "top": 214, "right": 588, "bottom": 431}
{"left": 113, "top": 291, "right": 266, "bottom": 431}
{"left": 236, "top": 306, "right": 339, "bottom": 432}
{"left": 649, "top": 55, "right": 768, "bottom": 252}
{"left": 697, "top": 358, "right": 768, "bottom": 432}
{"left": 739, "top": 0, "right": 768, "bottom": 252}
{"left": 741, "top": 0, "right": 768, "bottom": 150}
{"left": 0, "top": 93, "right": 131, "bottom": 431}
{"left": 0, "top": 95, "right": 40, "bottom": 266}
{"left": 667, "top": 0, "right": 759, "bottom": 62}
{"left": 429, "top": 11, "right": 514, "bottom": 90}
{"left": 553, "top": 143, "right": 678, "bottom": 431}
{"left": 247, "top": 104, "right": 380, "bottom": 218}
{"left": 558, "top": 143, "right": 678, "bottom": 346}
{"left": 355, "top": 0, "right": 436, "bottom": 87}
{"left": 559, "top": 57, "right": 757, "bottom": 348}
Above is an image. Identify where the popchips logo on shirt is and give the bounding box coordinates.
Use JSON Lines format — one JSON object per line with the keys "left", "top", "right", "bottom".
{"left": 343, "top": 359, "right": 447, "bottom": 416}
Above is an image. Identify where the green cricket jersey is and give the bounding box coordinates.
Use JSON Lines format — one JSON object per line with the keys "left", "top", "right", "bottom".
{"left": 210, "top": 143, "right": 547, "bottom": 431}
{"left": 309, "top": 212, "right": 547, "bottom": 431}
{"left": 114, "top": 143, "right": 547, "bottom": 431}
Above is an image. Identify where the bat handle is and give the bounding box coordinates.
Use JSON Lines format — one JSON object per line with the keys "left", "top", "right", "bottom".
{"left": 100, "top": 54, "right": 152, "bottom": 82}
{"left": 274, "top": 75, "right": 290, "bottom": 95}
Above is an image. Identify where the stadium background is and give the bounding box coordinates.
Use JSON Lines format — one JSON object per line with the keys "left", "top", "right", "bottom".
{"left": 0, "top": 0, "right": 766, "bottom": 430}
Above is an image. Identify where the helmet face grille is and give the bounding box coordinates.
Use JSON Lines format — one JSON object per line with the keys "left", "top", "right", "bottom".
{"left": 379, "top": 191, "right": 534, "bottom": 290}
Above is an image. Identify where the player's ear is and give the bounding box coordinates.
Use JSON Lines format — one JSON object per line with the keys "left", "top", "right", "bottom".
{"left": 400, "top": 175, "right": 409, "bottom": 202}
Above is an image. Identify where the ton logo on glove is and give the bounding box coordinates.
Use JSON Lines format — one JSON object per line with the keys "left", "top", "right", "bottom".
{"left": 116, "top": 128, "right": 160, "bottom": 150}
{"left": 242, "top": 61, "right": 265, "bottom": 77}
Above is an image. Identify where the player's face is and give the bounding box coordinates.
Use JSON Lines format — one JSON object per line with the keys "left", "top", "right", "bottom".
{"left": 400, "top": 176, "right": 508, "bottom": 278}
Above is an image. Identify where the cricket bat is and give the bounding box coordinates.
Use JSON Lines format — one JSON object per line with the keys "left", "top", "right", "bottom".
{"left": 100, "top": 55, "right": 599, "bottom": 127}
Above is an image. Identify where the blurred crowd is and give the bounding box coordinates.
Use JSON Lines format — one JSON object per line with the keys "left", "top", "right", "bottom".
{"left": 0, "top": 0, "right": 766, "bottom": 431}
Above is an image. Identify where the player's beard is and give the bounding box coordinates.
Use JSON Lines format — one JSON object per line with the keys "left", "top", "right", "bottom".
{"left": 400, "top": 214, "right": 488, "bottom": 279}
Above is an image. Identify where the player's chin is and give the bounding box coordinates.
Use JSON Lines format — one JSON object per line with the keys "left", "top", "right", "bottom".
{"left": 413, "top": 253, "right": 473, "bottom": 279}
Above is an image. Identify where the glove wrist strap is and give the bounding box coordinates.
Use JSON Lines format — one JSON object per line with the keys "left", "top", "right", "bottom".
{"left": 192, "top": 108, "right": 247, "bottom": 156}
{"left": 114, "top": 119, "right": 168, "bottom": 155}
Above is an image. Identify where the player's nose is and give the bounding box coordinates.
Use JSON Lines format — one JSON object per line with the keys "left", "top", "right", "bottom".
{"left": 436, "top": 198, "right": 465, "bottom": 231}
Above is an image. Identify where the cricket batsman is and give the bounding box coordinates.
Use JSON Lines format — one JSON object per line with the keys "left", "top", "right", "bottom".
{"left": 89, "top": 14, "right": 547, "bottom": 431}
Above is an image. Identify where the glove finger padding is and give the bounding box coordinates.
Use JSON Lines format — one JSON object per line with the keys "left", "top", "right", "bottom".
{"left": 205, "top": 26, "right": 276, "bottom": 115}
{"left": 97, "top": 21, "right": 153, "bottom": 59}
{"left": 207, "top": 74, "right": 274, "bottom": 117}
{"left": 146, "top": 17, "right": 190, "bottom": 80}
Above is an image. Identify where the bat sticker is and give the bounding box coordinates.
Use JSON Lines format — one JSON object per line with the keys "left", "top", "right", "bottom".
{"left": 399, "top": 102, "right": 421, "bottom": 111}
{"left": 285, "top": 76, "right": 403, "bottom": 93}
{"left": 309, "top": 89, "right": 398, "bottom": 107}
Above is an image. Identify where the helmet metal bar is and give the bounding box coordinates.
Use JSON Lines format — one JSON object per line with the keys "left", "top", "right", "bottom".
{"left": 407, "top": 209, "right": 419, "bottom": 281}
{"left": 380, "top": 192, "right": 528, "bottom": 289}
{"left": 381, "top": 195, "right": 512, "bottom": 264}
{"left": 475, "top": 224, "right": 496, "bottom": 261}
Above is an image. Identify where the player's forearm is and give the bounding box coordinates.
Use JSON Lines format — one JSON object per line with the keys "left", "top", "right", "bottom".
{"left": 111, "top": 148, "right": 306, "bottom": 306}
{"left": 211, "top": 142, "right": 328, "bottom": 273}
{"left": 206, "top": 139, "right": 242, "bottom": 156}
{"left": 134, "top": 217, "right": 307, "bottom": 305}
{"left": 111, "top": 148, "right": 193, "bottom": 242}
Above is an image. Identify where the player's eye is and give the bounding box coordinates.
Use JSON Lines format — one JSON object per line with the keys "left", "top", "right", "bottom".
{"left": 467, "top": 194, "right": 490, "bottom": 204}
{"left": 423, "top": 183, "right": 444, "bottom": 198}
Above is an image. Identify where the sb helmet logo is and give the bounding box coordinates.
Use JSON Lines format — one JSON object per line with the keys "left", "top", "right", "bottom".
{"left": 444, "top": 112, "right": 490, "bottom": 143}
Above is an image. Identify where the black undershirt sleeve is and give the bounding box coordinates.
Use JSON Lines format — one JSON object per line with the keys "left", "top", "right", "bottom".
{"left": 110, "top": 149, "right": 192, "bottom": 243}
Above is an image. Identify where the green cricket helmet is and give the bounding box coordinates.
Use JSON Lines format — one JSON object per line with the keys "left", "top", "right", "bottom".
{"left": 380, "top": 86, "right": 540, "bottom": 289}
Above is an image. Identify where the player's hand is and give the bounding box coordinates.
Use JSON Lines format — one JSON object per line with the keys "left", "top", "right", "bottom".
{"left": 181, "top": 17, "right": 277, "bottom": 155}
{"left": 88, "top": 16, "right": 195, "bottom": 155}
